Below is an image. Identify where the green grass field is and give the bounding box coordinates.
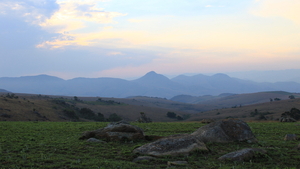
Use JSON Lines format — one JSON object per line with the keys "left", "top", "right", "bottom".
{"left": 0, "top": 121, "right": 299, "bottom": 169}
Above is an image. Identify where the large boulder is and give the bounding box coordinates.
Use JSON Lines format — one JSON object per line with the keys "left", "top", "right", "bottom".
{"left": 218, "top": 148, "right": 267, "bottom": 162}
{"left": 133, "top": 134, "right": 208, "bottom": 157}
{"left": 191, "top": 119, "right": 257, "bottom": 143}
{"left": 79, "top": 121, "right": 145, "bottom": 141}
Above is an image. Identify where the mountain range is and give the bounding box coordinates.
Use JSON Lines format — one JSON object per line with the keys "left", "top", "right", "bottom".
{"left": 0, "top": 71, "right": 300, "bottom": 99}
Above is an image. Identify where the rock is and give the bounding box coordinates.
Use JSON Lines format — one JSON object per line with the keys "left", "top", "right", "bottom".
{"left": 284, "top": 134, "right": 298, "bottom": 141}
{"left": 86, "top": 138, "right": 106, "bottom": 143}
{"left": 79, "top": 121, "right": 145, "bottom": 141}
{"left": 137, "top": 112, "right": 152, "bottom": 123}
{"left": 133, "top": 134, "right": 208, "bottom": 157}
{"left": 132, "top": 156, "right": 156, "bottom": 163}
{"left": 280, "top": 117, "right": 296, "bottom": 122}
{"left": 200, "top": 119, "right": 215, "bottom": 124}
{"left": 191, "top": 119, "right": 257, "bottom": 143}
{"left": 167, "top": 161, "right": 188, "bottom": 166}
{"left": 218, "top": 148, "right": 267, "bottom": 162}
{"left": 145, "top": 135, "right": 164, "bottom": 141}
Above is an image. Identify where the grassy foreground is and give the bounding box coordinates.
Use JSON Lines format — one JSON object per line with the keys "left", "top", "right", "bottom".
{"left": 0, "top": 121, "right": 299, "bottom": 169}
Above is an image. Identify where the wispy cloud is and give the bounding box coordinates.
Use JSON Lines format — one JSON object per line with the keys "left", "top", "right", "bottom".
{"left": 37, "top": 0, "right": 126, "bottom": 48}
{"left": 252, "top": 0, "right": 300, "bottom": 25}
{"left": 128, "top": 19, "right": 145, "bottom": 23}
{"left": 107, "top": 52, "right": 123, "bottom": 56}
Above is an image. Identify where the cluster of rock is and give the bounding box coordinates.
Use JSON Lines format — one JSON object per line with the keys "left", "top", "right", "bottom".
{"left": 80, "top": 118, "right": 268, "bottom": 163}
{"left": 79, "top": 121, "right": 145, "bottom": 141}
{"left": 280, "top": 117, "right": 297, "bottom": 122}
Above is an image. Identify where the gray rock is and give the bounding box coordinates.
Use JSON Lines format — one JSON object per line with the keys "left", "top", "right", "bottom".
{"left": 80, "top": 121, "right": 145, "bottom": 141}
{"left": 280, "top": 117, "right": 296, "bottom": 122}
{"left": 133, "top": 134, "right": 208, "bottom": 157}
{"left": 86, "top": 138, "right": 106, "bottom": 143}
{"left": 284, "top": 134, "right": 298, "bottom": 141}
{"left": 218, "top": 148, "right": 267, "bottom": 162}
{"left": 167, "top": 161, "right": 188, "bottom": 166}
{"left": 191, "top": 119, "right": 257, "bottom": 143}
{"left": 132, "top": 156, "right": 156, "bottom": 163}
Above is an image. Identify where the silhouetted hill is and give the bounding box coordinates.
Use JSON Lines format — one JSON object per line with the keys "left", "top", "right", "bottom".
{"left": 1, "top": 71, "right": 300, "bottom": 98}
{"left": 171, "top": 73, "right": 270, "bottom": 95}
{"left": 0, "top": 89, "right": 10, "bottom": 93}
{"left": 131, "top": 71, "right": 185, "bottom": 98}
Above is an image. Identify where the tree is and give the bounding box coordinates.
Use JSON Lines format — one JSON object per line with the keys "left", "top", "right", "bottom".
{"left": 79, "top": 108, "right": 96, "bottom": 119}
{"left": 167, "top": 112, "right": 177, "bottom": 118}
{"left": 107, "top": 113, "right": 122, "bottom": 122}
{"left": 177, "top": 115, "right": 184, "bottom": 120}
{"left": 95, "top": 113, "right": 105, "bottom": 122}
{"left": 63, "top": 109, "right": 79, "bottom": 120}
{"left": 289, "top": 95, "right": 295, "bottom": 99}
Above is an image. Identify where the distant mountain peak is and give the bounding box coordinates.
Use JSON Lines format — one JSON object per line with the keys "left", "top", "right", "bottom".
{"left": 145, "top": 71, "right": 158, "bottom": 76}
{"left": 136, "top": 71, "right": 167, "bottom": 80}
{"left": 212, "top": 73, "right": 230, "bottom": 78}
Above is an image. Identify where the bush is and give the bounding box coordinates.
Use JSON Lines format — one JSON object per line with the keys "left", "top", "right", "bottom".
{"left": 177, "top": 115, "right": 184, "bottom": 120}
{"left": 95, "top": 113, "right": 105, "bottom": 122}
{"left": 167, "top": 112, "right": 177, "bottom": 118}
{"left": 79, "top": 108, "right": 95, "bottom": 119}
{"left": 63, "top": 109, "right": 79, "bottom": 120}
{"left": 281, "top": 108, "right": 300, "bottom": 120}
{"left": 107, "top": 113, "right": 122, "bottom": 122}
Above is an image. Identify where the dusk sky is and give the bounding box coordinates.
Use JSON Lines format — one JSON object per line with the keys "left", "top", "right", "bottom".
{"left": 1, "top": 0, "right": 300, "bottom": 80}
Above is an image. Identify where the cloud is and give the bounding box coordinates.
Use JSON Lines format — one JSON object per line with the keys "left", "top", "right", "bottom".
{"left": 205, "top": 5, "right": 213, "bottom": 8}
{"left": 0, "top": 0, "right": 59, "bottom": 24}
{"left": 128, "top": 19, "right": 145, "bottom": 23}
{"left": 252, "top": 0, "right": 300, "bottom": 25}
{"left": 37, "top": 0, "right": 126, "bottom": 48}
{"left": 107, "top": 52, "right": 123, "bottom": 56}
{"left": 0, "top": 0, "right": 59, "bottom": 50}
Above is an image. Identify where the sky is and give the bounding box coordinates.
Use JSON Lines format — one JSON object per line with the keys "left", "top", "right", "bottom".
{"left": 1, "top": 0, "right": 300, "bottom": 80}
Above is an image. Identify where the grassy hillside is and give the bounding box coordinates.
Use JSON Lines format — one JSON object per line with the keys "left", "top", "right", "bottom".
{"left": 0, "top": 93, "right": 189, "bottom": 122}
{"left": 190, "top": 97, "right": 300, "bottom": 121}
{"left": 0, "top": 121, "right": 299, "bottom": 168}
{"left": 1, "top": 91, "right": 300, "bottom": 122}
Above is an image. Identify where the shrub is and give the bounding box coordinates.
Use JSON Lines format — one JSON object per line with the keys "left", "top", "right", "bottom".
{"left": 79, "top": 108, "right": 95, "bottom": 119}
{"left": 107, "top": 113, "right": 122, "bottom": 122}
{"left": 63, "top": 109, "right": 79, "bottom": 120}
{"left": 167, "top": 112, "right": 177, "bottom": 118}
{"left": 95, "top": 113, "right": 105, "bottom": 122}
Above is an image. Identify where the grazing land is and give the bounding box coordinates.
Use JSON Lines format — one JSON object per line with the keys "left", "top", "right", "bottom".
{"left": 0, "top": 121, "right": 299, "bottom": 168}
{"left": 1, "top": 92, "right": 300, "bottom": 122}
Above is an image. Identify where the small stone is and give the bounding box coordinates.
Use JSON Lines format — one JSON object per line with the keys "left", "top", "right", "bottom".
{"left": 132, "top": 156, "right": 156, "bottom": 163}
{"left": 284, "top": 134, "right": 297, "bottom": 141}
{"left": 167, "top": 161, "right": 188, "bottom": 166}
{"left": 86, "top": 138, "right": 106, "bottom": 143}
{"left": 218, "top": 148, "right": 267, "bottom": 162}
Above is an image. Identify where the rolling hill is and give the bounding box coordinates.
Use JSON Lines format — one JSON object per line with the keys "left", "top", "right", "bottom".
{"left": 1, "top": 91, "right": 299, "bottom": 122}
{"left": 1, "top": 71, "right": 300, "bottom": 98}
{"left": 189, "top": 97, "right": 300, "bottom": 121}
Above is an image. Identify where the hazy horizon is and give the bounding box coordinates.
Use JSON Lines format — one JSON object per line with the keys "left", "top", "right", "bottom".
{"left": 1, "top": 69, "right": 300, "bottom": 84}
{"left": 1, "top": 0, "right": 300, "bottom": 80}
